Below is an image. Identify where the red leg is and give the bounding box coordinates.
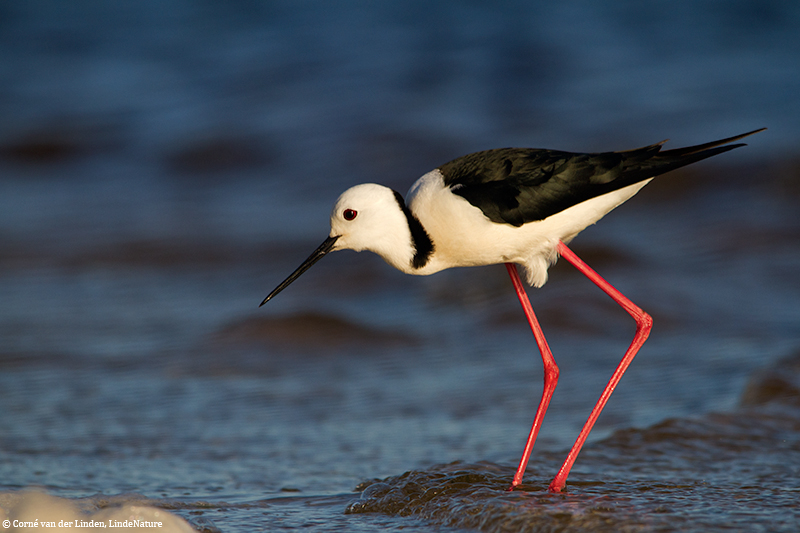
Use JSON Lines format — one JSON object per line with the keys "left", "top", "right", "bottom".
{"left": 547, "top": 241, "right": 653, "bottom": 492}
{"left": 505, "top": 263, "right": 559, "bottom": 490}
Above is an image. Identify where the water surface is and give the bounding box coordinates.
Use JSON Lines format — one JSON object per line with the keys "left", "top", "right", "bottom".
{"left": 1, "top": 2, "right": 799, "bottom": 532}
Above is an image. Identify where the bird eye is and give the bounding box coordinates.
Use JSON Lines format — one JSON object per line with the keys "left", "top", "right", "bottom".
{"left": 343, "top": 209, "right": 357, "bottom": 221}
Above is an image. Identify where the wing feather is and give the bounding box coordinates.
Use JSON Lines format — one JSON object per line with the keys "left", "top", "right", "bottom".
{"left": 439, "top": 128, "right": 765, "bottom": 227}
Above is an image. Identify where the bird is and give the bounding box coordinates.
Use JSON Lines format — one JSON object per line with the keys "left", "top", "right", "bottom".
{"left": 260, "top": 127, "right": 765, "bottom": 493}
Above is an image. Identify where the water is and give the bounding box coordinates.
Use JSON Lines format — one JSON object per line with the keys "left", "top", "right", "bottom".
{"left": 1, "top": 1, "right": 799, "bottom": 531}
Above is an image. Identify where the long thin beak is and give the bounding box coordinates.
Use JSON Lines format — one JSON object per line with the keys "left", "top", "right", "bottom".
{"left": 259, "top": 235, "right": 339, "bottom": 306}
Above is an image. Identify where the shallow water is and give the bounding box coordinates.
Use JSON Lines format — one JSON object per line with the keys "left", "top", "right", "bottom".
{"left": 2, "top": 1, "right": 800, "bottom": 532}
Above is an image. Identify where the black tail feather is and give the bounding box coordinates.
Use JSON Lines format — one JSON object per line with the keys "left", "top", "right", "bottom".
{"left": 658, "top": 127, "right": 766, "bottom": 158}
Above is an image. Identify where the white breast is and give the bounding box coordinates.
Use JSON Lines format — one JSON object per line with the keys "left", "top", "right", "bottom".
{"left": 407, "top": 170, "right": 651, "bottom": 286}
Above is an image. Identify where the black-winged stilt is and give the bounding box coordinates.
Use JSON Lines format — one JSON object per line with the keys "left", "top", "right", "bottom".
{"left": 261, "top": 128, "right": 764, "bottom": 493}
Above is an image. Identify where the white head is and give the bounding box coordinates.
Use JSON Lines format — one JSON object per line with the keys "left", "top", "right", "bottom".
{"left": 329, "top": 184, "right": 413, "bottom": 262}
{"left": 260, "top": 183, "right": 415, "bottom": 305}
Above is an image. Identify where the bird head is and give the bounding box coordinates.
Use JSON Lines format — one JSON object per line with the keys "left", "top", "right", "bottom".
{"left": 329, "top": 183, "right": 408, "bottom": 253}
{"left": 260, "top": 183, "right": 412, "bottom": 305}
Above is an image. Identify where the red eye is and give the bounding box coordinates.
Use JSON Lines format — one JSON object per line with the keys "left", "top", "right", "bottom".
{"left": 343, "top": 209, "right": 357, "bottom": 221}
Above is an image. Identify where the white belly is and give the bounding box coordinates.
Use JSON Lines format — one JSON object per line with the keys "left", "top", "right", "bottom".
{"left": 408, "top": 170, "right": 651, "bottom": 286}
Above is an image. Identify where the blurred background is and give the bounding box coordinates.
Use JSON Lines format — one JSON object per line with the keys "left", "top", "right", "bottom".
{"left": 0, "top": 1, "right": 798, "bottom": 531}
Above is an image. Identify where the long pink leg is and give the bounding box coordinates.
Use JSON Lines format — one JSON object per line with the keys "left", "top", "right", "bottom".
{"left": 546, "top": 241, "right": 653, "bottom": 492}
{"left": 505, "top": 263, "right": 560, "bottom": 490}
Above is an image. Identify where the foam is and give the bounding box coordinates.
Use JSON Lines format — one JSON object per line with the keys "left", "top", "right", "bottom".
{"left": 0, "top": 492, "right": 194, "bottom": 533}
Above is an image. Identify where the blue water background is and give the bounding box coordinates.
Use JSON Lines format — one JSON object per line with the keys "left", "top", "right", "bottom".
{"left": 1, "top": 1, "right": 799, "bottom": 531}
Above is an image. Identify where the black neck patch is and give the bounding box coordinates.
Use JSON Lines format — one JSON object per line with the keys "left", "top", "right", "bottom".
{"left": 392, "top": 190, "right": 434, "bottom": 269}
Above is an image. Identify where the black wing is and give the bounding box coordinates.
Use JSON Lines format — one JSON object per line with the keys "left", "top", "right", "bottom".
{"left": 439, "top": 128, "right": 765, "bottom": 227}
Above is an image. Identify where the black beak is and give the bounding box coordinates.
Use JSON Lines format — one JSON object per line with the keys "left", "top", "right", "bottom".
{"left": 259, "top": 235, "right": 339, "bottom": 306}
